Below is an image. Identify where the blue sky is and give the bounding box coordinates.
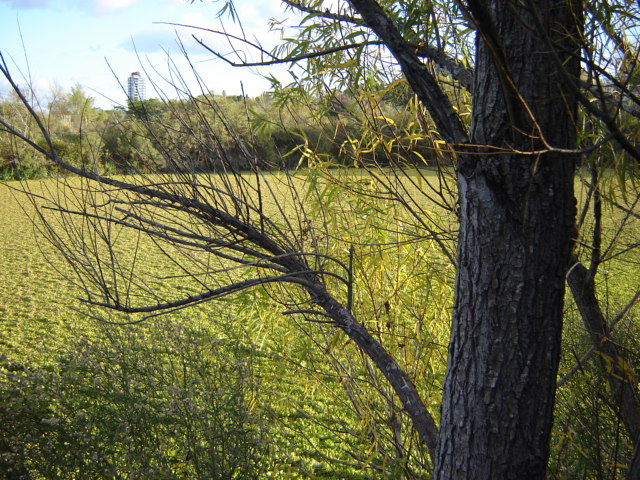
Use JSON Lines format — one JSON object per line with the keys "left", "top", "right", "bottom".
{"left": 0, "top": 0, "right": 296, "bottom": 108}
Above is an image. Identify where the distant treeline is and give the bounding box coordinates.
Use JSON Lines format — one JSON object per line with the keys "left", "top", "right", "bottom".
{"left": 0, "top": 83, "right": 442, "bottom": 180}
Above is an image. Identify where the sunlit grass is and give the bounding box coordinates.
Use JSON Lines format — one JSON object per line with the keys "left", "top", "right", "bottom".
{"left": 0, "top": 170, "right": 455, "bottom": 478}
{"left": 2, "top": 170, "right": 638, "bottom": 478}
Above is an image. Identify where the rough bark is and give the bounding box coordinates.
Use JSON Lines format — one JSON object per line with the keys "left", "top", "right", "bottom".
{"left": 435, "top": 2, "right": 580, "bottom": 478}
{"left": 630, "top": 445, "right": 640, "bottom": 480}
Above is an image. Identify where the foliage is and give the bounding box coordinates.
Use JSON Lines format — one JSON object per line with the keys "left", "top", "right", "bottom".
{"left": 0, "top": 173, "right": 454, "bottom": 478}
{"left": 2, "top": 172, "right": 638, "bottom": 478}
{"left": 0, "top": 317, "right": 268, "bottom": 479}
{"left": 0, "top": 84, "right": 441, "bottom": 179}
{"left": 1, "top": 0, "right": 640, "bottom": 478}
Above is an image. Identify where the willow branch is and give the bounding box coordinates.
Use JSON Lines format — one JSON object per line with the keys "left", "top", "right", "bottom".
{"left": 282, "top": 0, "right": 361, "bottom": 24}
{"left": 346, "top": 0, "right": 468, "bottom": 145}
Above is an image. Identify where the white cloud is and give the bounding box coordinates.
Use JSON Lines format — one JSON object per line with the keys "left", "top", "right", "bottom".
{"left": 118, "top": 1, "right": 292, "bottom": 59}
{"left": 123, "top": 26, "right": 174, "bottom": 52}
{"left": 122, "top": 24, "right": 204, "bottom": 54}
{"left": 0, "top": 0, "right": 52, "bottom": 8}
{"left": 179, "top": 11, "right": 215, "bottom": 28}
{"left": 166, "top": 6, "right": 289, "bottom": 64}
{"left": 90, "top": 0, "right": 135, "bottom": 13}
{"left": 122, "top": 10, "right": 233, "bottom": 56}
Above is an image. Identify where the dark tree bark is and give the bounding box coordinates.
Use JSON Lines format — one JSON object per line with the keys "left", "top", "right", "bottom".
{"left": 434, "top": 1, "right": 581, "bottom": 478}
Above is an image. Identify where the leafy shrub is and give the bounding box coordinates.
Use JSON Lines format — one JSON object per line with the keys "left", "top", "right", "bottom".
{"left": 0, "top": 318, "right": 269, "bottom": 479}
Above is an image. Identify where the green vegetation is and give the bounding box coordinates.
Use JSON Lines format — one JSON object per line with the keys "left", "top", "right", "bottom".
{"left": 1, "top": 0, "right": 640, "bottom": 478}
{"left": 1, "top": 320, "right": 266, "bottom": 479}
{"left": 0, "top": 173, "right": 456, "bottom": 478}
{"left": 1, "top": 180, "right": 268, "bottom": 478}
{"left": 0, "top": 83, "right": 432, "bottom": 180}
{"left": 1, "top": 170, "right": 639, "bottom": 478}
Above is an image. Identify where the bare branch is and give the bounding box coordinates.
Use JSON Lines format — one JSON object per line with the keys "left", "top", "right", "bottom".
{"left": 566, "top": 255, "right": 640, "bottom": 443}
{"left": 193, "top": 34, "right": 385, "bottom": 67}
{"left": 412, "top": 42, "right": 474, "bottom": 92}
{"left": 1, "top": 48, "right": 440, "bottom": 464}
{"left": 80, "top": 271, "right": 319, "bottom": 314}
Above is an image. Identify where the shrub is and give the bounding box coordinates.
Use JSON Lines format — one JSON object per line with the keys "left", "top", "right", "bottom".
{"left": 0, "top": 317, "right": 269, "bottom": 479}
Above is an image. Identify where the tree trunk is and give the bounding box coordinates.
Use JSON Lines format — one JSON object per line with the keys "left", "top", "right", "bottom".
{"left": 435, "top": 1, "right": 580, "bottom": 478}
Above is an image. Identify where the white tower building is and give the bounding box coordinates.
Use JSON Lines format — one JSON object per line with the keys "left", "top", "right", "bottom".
{"left": 127, "top": 72, "right": 146, "bottom": 101}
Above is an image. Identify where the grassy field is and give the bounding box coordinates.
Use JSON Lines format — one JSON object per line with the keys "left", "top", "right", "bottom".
{"left": 0, "top": 180, "right": 86, "bottom": 363}
{"left": 0, "top": 171, "right": 456, "bottom": 478}
{"left": 1, "top": 171, "right": 639, "bottom": 478}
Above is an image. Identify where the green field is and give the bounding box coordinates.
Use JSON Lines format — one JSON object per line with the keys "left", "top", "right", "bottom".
{"left": 1, "top": 172, "right": 639, "bottom": 478}
{"left": 1, "top": 180, "right": 81, "bottom": 361}
{"left": 0, "top": 172, "right": 456, "bottom": 478}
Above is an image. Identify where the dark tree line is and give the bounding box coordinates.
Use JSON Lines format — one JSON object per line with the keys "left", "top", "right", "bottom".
{"left": 0, "top": 84, "right": 433, "bottom": 180}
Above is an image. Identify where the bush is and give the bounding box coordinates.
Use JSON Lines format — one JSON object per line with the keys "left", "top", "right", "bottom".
{"left": 0, "top": 318, "right": 269, "bottom": 479}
